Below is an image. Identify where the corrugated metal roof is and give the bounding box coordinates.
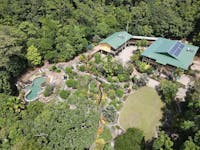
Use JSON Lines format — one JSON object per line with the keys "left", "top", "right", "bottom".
{"left": 132, "top": 36, "right": 158, "bottom": 41}
{"left": 141, "top": 38, "right": 199, "bottom": 70}
{"left": 100, "top": 31, "right": 133, "bottom": 49}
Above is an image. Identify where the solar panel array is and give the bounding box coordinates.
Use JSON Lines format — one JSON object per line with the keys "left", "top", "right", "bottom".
{"left": 168, "top": 42, "right": 184, "bottom": 57}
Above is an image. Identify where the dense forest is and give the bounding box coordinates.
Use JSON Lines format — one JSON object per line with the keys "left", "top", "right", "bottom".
{"left": 0, "top": 0, "right": 200, "bottom": 95}
{"left": 0, "top": 0, "right": 200, "bottom": 149}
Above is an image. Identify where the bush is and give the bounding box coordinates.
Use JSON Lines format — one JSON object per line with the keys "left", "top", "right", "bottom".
{"left": 65, "top": 67, "right": 73, "bottom": 74}
{"left": 108, "top": 89, "right": 115, "bottom": 99}
{"left": 78, "top": 65, "right": 85, "bottom": 72}
{"left": 43, "top": 85, "right": 54, "bottom": 97}
{"left": 103, "top": 143, "right": 112, "bottom": 150}
{"left": 116, "top": 89, "right": 124, "bottom": 98}
{"left": 132, "top": 75, "right": 148, "bottom": 87}
{"left": 135, "top": 61, "right": 153, "bottom": 74}
{"left": 131, "top": 51, "right": 140, "bottom": 63}
{"left": 114, "top": 128, "right": 145, "bottom": 150}
{"left": 102, "top": 105, "right": 117, "bottom": 123}
{"left": 59, "top": 90, "right": 70, "bottom": 99}
{"left": 99, "top": 127, "right": 112, "bottom": 142}
{"left": 66, "top": 79, "right": 78, "bottom": 89}
{"left": 89, "top": 81, "right": 99, "bottom": 94}
{"left": 94, "top": 53, "right": 101, "bottom": 64}
{"left": 117, "top": 73, "right": 129, "bottom": 82}
{"left": 50, "top": 65, "right": 57, "bottom": 71}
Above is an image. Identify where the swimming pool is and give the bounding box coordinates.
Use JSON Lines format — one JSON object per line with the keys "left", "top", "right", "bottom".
{"left": 25, "top": 77, "right": 46, "bottom": 101}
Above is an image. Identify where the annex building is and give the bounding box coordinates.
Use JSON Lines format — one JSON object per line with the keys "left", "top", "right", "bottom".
{"left": 99, "top": 31, "right": 134, "bottom": 55}
{"left": 141, "top": 38, "right": 199, "bottom": 72}
{"left": 99, "top": 31, "right": 158, "bottom": 55}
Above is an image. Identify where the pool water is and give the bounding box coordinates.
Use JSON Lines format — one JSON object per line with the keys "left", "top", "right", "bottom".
{"left": 25, "top": 77, "right": 46, "bottom": 101}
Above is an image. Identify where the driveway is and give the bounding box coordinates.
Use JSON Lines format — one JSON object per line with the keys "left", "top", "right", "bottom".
{"left": 115, "top": 46, "right": 137, "bottom": 65}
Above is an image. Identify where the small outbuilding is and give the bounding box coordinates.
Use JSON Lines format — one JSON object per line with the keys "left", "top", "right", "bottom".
{"left": 99, "top": 31, "right": 134, "bottom": 55}
{"left": 141, "top": 38, "right": 199, "bottom": 73}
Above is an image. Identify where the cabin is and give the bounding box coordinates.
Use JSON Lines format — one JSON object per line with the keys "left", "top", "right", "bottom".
{"left": 141, "top": 38, "right": 199, "bottom": 74}
{"left": 99, "top": 31, "right": 134, "bottom": 55}
{"left": 98, "top": 31, "right": 158, "bottom": 55}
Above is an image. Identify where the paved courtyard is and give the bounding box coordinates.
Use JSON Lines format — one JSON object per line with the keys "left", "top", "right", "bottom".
{"left": 115, "top": 46, "right": 137, "bottom": 65}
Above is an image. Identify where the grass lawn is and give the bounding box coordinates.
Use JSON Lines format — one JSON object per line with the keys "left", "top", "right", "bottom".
{"left": 119, "top": 86, "right": 164, "bottom": 140}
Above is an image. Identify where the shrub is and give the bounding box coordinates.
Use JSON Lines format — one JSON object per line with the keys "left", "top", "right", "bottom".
{"left": 66, "top": 79, "right": 78, "bottom": 89}
{"left": 89, "top": 81, "right": 99, "bottom": 94}
{"left": 43, "top": 85, "right": 54, "bottom": 97}
{"left": 117, "top": 73, "right": 129, "bottom": 82}
{"left": 103, "top": 143, "right": 112, "bottom": 150}
{"left": 59, "top": 90, "right": 70, "bottom": 99}
{"left": 131, "top": 51, "right": 140, "bottom": 63}
{"left": 136, "top": 61, "right": 153, "bottom": 74}
{"left": 65, "top": 67, "right": 73, "bottom": 74}
{"left": 79, "top": 54, "right": 86, "bottom": 62}
{"left": 50, "top": 65, "right": 57, "bottom": 71}
{"left": 102, "top": 105, "right": 117, "bottom": 123}
{"left": 114, "top": 128, "right": 145, "bottom": 150}
{"left": 99, "top": 127, "right": 112, "bottom": 142}
{"left": 78, "top": 65, "right": 85, "bottom": 72}
{"left": 56, "top": 69, "right": 61, "bottom": 73}
{"left": 116, "top": 89, "right": 124, "bottom": 98}
{"left": 108, "top": 89, "right": 115, "bottom": 99}
{"left": 132, "top": 75, "right": 148, "bottom": 87}
{"left": 94, "top": 53, "right": 101, "bottom": 64}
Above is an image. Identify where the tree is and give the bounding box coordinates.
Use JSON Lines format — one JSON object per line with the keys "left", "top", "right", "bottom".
{"left": 0, "top": 71, "right": 12, "bottom": 95}
{"left": 181, "top": 138, "right": 200, "bottom": 150}
{"left": 114, "top": 128, "right": 145, "bottom": 150}
{"left": 153, "top": 131, "right": 174, "bottom": 150}
{"left": 158, "top": 80, "right": 178, "bottom": 104}
{"left": 26, "top": 45, "right": 42, "bottom": 66}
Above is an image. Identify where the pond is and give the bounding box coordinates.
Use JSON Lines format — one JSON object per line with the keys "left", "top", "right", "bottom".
{"left": 25, "top": 77, "right": 46, "bottom": 101}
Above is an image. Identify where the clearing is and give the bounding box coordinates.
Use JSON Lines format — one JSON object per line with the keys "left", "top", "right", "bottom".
{"left": 119, "top": 86, "right": 164, "bottom": 140}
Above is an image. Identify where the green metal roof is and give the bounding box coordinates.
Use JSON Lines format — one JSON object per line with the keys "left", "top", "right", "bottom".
{"left": 141, "top": 38, "right": 199, "bottom": 70}
{"left": 100, "top": 31, "right": 133, "bottom": 49}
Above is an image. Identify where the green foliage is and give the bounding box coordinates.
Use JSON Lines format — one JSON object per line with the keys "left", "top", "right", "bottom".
{"left": 114, "top": 128, "right": 144, "bottom": 150}
{"left": 43, "top": 85, "right": 54, "bottom": 97}
{"left": 59, "top": 90, "right": 70, "bottom": 99}
{"left": 65, "top": 67, "right": 73, "bottom": 74}
{"left": 158, "top": 80, "right": 178, "bottom": 104}
{"left": 132, "top": 75, "right": 148, "bottom": 87}
{"left": 26, "top": 45, "right": 42, "bottom": 66}
{"left": 66, "top": 79, "right": 79, "bottom": 89}
{"left": 102, "top": 106, "right": 117, "bottom": 123}
{"left": 153, "top": 131, "right": 174, "bottom": 150}
{"left": 135, "top": 61, "right": 153, "bottom": 74}
{"left": 95, "top": 53, "right": 101, "bottom": 64}
{"left": 0, "top": 71, "right": 13, "bottom": 95}
{"left": 116, "top": 89, "right": 124, "bottom": 98}
{"left": 181, "top": 138, "right": 200, "bottom": 150}
{"left": 103, "top": 143, "right": 112, "bottom": 150}
{"left": 78, "top": 65, "right": 86, "bottom": 72}
{"left": 131, "top": 51, "right": 141, "bottom": 62}
{"left": 99, "top": 127, "right": 112, "bottom": 143}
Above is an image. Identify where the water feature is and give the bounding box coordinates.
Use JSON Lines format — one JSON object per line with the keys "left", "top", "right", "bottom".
{"left": 25, "top": 77, "right": 46, "bottom": 101}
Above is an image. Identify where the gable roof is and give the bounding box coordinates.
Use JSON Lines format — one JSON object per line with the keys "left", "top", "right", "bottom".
{"left": 100, "top": 31, "right": 133, "bottom": 49}
{"left": 141, "top": 38, "right": 199, "bottom": 70}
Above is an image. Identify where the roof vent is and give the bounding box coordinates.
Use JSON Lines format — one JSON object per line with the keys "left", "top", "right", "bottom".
{"left": 187, "top": 48, "right": 193, "bottom": 52}
{"left": 118, "top": 34, "right": 125, "bottom": 39}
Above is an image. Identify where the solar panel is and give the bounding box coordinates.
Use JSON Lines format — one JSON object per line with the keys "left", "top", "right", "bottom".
{"left": 168, "top": 42, "right": 184, "bottom": 57}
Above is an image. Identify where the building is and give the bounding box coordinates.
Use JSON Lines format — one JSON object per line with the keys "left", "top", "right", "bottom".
{"left": 141, "top": 38, "right": 199, "bottom": 73}
{"left": 99, "top": 31, "right": 134, "bottom": 55}
{"left": 99, "top": 31, "right": 158, "bottom": 55}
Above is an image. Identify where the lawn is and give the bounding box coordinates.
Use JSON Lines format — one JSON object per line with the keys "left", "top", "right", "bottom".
{"left": 119, "top": 86, "right": 164, "bottom": 140}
